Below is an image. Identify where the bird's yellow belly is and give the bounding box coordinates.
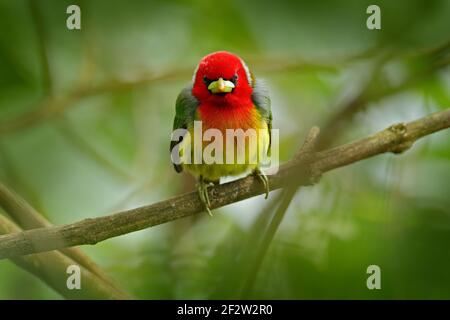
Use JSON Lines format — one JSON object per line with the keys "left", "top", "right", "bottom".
{"left": 180, "top": 120, "right": 270, "bottom": 182}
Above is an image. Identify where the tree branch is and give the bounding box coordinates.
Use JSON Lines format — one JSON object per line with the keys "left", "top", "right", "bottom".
{"left": 0, "top": 109, "right": 448, "bottom": 259}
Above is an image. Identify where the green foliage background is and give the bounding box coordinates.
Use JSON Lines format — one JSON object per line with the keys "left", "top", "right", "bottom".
{"left": 0, "top": 0, "right": 449, "bottom": 299}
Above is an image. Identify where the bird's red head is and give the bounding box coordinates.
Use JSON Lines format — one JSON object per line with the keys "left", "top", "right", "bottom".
{"left": 192, "top": 51, "right": 253, "bottom": 107}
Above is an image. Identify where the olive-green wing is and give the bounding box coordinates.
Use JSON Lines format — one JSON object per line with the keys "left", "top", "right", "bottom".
{"left": 170, "top": 85, "right": 199, "bottom": 173}
{"left": 251, "top": 79, "right": 272, "bottom": 155}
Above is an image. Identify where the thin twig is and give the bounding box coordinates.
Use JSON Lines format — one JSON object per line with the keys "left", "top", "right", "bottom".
{"left": 240, "top": 126, "right": 321, "bottom": 296}
{"left": 318, "top": 42, "right": 450, "bottom": 148}
{"left": 0, "top": 146, "right": 45, "bottom": 213}
{"left": 52, "top": 116, "right": 134, "bottom": 182}
{"left": 28, "top": 0, "right": 52, "bottom": 94}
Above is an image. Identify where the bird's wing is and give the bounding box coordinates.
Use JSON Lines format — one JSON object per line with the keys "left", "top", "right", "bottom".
{"left": 251, "top": 79, "right": 272, "bottom": 155}
{"left": 170, "top": 85, "right": 199, "bottom": 173}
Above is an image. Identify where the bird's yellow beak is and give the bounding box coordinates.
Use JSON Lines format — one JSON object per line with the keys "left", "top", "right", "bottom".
{"left": 208, "top": 77, "right": 235, "bottom": 94}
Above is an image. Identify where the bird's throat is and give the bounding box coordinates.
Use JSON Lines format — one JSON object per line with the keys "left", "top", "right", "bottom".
{"left": 197, "top": 101, "right": 260, "bottom": 132}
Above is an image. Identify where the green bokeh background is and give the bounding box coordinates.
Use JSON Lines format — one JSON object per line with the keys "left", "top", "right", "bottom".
{"left": 0, "top": 0, "right": 449, "bottom": 299}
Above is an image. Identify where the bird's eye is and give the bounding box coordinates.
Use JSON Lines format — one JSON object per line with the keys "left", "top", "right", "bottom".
{"left": 231, "top": 75, "right": 238, "bottom": 84}
{"left": 203, "top": 76, "right": 212, "bottom": 85}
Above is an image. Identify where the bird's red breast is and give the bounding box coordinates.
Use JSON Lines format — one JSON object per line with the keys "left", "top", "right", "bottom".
{"left": 197, "top": 101, "right": 261, "bottom": 133}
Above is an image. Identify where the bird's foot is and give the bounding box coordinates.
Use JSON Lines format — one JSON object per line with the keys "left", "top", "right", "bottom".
{"left": 197, "top": 178, "right": 214, "bottom": 216}
{"left": 253, "top": 169, "right": 270, "bottom": 199}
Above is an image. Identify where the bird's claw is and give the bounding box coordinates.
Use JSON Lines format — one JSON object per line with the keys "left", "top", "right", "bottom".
{"left": 253, "top": 169, "right": 270, "bottom": 199}
{"left": 197, "top": 178, "right": 213, "bottom": 216}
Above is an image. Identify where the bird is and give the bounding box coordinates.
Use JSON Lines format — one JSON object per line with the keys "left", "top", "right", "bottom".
{"left": 170, "top": 51, "right": 272, "bottom": 215}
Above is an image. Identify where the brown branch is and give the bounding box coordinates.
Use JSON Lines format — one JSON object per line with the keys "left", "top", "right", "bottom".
{"left": 0, "top": 109, "right": 448, "bottom": 260}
